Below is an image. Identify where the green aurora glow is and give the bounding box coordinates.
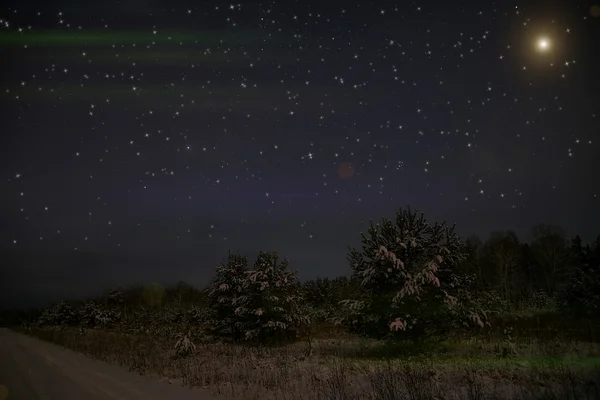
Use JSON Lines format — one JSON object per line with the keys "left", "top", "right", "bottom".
{"left": 0, "top": 30, "right": 277, "bottom": 46}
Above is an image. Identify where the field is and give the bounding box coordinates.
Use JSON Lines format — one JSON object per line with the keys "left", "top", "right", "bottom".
{"left": 20, "top": 314, "right": 600, "bottom": 400}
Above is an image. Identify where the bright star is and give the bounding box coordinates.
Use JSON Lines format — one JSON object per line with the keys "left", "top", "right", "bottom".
{"left": 537, "top": 37, "right": 550, "bottom": 52}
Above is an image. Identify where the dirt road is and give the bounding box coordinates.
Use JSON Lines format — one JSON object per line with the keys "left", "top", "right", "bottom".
{"left": 0, "top": 328, "right": 218, "bottom": 399}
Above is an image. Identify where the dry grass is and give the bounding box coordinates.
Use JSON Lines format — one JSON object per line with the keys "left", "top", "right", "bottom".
{"left": 23, "top": 326, "right": 600, "bottom": 400}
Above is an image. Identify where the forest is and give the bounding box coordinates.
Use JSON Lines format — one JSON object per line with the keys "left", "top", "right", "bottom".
{"left": 2, "top": 208, "right": 600, "bottom": 400}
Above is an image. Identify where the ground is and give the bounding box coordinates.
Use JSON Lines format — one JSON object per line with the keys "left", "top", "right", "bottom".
{"left": 0, "top": 328, "right": 218, "bottom": 400}
{"left": 10, "top": 321, "right": 600, "bottom": 400}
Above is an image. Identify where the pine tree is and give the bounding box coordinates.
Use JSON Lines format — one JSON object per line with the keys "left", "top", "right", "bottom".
{"left": 530, "top": 224, "right": 572, "bottom": 296}
{"left": 235, "top": 251, "right": 308, "bottom": 344}
{"left": 561, "top": 235, "right": 600, "bottom": 316}
{"left": 457, "top": 235, "right": 484, "bottom": 289}
{"left": 78, "top": 301, "right": 120, "bottom": 328}
{"left": 480, "top": 231, "right": 523, "bottom": 303}
{"left": 205, "top": 252, "right": 248, "bottom": 341}
{"left": 38, "top": 301, "right": 78, "bottom": 327}
{"left": 337, "top": 207, "right": 487, "bottom": 341}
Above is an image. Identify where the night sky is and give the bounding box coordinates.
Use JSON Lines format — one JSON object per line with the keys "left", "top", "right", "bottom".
{"left": 1, "top": 0, "right": 599, "bottom": 308}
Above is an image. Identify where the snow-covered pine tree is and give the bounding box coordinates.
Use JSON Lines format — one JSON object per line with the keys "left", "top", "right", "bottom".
{"left": 301, "top": 277, "right": 335, "bottom": 323}
{"left": 337, "top": 207, "right": 488, "bottom": 341}
{"left": 78, "top": 301, "right": 120, "bottom": 328}
{"left": 206, "top": 252, "right": 248, "bottom": 341}
{"left": 38, "top": 301, "right": 78, "bottom": 328}
{"left": 236, "top": 251, "right": 308, "bottom": 345}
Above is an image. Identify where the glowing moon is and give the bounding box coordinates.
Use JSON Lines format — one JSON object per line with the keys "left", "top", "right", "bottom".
{"left": 536, "top": 38, "right": 550, "bottom": 52}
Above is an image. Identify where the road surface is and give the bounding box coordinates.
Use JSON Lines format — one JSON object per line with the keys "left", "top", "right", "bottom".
{"left": 0, "top": 328, "right": 219, "bottom": 399}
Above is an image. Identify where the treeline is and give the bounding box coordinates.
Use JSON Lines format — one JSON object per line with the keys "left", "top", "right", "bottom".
{"left": 457, "top": 226, "right": 600, "bottom": 306}
{"left": 2, "top": 208, "right": 599, "bottom": 345}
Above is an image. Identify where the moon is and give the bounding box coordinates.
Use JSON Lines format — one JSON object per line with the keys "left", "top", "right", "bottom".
{"left": 536, "top": 37, "right": 551, "bottom": 52}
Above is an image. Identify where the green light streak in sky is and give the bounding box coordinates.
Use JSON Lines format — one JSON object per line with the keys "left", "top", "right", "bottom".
{"left": 1, "top": 83, "right": 353, "bottom": 112}
{"left": 9, "top": 49, "right": 242, "bottom": 65}
{"left": 0, "top": 30, "right": 278, "bottom": 46}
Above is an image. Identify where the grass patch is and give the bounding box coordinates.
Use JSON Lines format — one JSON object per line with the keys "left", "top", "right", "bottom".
{"left": 19, "top": 324, "right": 600, "bottom": 400}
